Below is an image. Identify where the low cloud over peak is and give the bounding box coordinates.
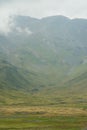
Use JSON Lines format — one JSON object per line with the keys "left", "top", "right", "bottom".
{"left": 0, "top": 0, "right": 87, "bottom": 33}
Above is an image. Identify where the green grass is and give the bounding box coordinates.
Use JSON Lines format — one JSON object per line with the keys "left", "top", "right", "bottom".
{"left": 0, "top": 114, "right": 87, "bottom": 130}
{"left": 0, "top": 105, "right": 87, "bottom": 130}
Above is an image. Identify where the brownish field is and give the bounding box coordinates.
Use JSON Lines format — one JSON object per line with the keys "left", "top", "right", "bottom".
{"left": 0, "top": 106, "right": 87, "bottom": 116}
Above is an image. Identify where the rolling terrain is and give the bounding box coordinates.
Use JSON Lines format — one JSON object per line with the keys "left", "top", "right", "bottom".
{"left": 0, "top": 15, "right": 87, "bottom": 129}
{"left": 0, "top": 15, "right": 87, "bottom": 106}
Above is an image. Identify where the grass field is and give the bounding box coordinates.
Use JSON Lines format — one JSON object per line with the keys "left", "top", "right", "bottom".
{"left": 0, "top": 106, "right": 87, "bottom": 130}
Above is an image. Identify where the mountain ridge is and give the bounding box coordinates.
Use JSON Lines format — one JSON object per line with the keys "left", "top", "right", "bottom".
{"left": 0, "top": 15, "right": 87, "bottom": 106}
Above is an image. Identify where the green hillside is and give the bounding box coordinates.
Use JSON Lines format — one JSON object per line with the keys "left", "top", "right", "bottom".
{"left": 0, "top": 15, "right": 87, "bottom": 107}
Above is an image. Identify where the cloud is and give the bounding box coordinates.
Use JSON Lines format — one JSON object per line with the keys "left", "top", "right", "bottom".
{"left": 0, "top": 0, "right": 87, "bottom": 33}
{"left": 0, "top": 0, "right": 86, "bottom": 18}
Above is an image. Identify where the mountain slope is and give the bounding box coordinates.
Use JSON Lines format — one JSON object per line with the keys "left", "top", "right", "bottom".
{"left": 0, "top": 15, "right": 87, "bottom": 106}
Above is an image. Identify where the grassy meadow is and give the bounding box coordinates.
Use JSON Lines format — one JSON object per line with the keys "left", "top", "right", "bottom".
{"left": 0, "top": 106, "right": 87, "bottom": 130}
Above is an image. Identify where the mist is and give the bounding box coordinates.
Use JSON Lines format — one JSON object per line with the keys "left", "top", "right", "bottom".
{"left": 0, "top": 0, "right": 87, "bottom": 33}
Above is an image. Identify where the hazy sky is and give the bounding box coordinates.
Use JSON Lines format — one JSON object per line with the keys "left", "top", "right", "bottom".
{"left": 0, "top": 0, "right": 87, "bottom": 33}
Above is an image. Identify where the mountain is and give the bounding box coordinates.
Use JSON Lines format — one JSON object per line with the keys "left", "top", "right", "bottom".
{"left": 0, "top": 15, "right": 87, "bottom": 106}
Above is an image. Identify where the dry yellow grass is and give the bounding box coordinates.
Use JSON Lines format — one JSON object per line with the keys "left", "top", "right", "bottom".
{"left": 0, "top": 106, "right": 87, "bottom": 116}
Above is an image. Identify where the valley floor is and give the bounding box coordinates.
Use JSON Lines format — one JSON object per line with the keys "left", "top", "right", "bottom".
{"left": 0, "top": 106, "right": 87, "bottom": 130}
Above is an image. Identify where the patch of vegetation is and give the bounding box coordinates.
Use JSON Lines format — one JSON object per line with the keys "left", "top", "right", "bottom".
{"left": 0, "top": 113, "right": 87, "bottom": 130}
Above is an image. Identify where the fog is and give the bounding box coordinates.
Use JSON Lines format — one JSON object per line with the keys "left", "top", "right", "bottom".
{"left": 0, "top": 0, "right": 87, "bottom": 33}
